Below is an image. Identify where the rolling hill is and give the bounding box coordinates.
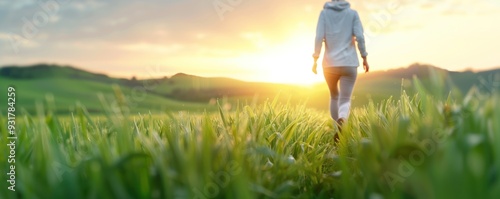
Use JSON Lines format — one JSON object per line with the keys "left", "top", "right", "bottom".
{"left": 354, "top": 63, "right": 500, "bottom": 104}
{"left": 0, "top": 63, "right": 498, "bottom": 114}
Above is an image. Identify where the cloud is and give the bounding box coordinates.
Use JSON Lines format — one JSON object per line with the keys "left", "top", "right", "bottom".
{"left": 120, "top": 43, "right": 184, "bottom": 54}
{"left": 0, "top": 32, "right": 11, "bottom": 40}
{"left": 1, "top": 0, "right": 499, "bottom": 80}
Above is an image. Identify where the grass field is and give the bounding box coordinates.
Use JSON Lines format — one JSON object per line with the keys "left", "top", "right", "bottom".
{"left": 0, "top": 75, "right": 499, "bottom": 199}
{"left": 0, "top": 77, "right": 213, "bottom": 114}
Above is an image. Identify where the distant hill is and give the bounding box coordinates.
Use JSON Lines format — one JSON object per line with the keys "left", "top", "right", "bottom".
{"left": 0, "top": 64, "right": 297, "bottom": 113}
{"left": 360, "top": 63, "right": 448, "bottom": 79}
{"left": 349, "top": 63, "right": 500, "bottom": 107}
{"left": 357, "top": 63, "right": 500, "bottom": 94}
{"left": 0, "top": 63, "right": 498, "bottom": 114}
{"left": 1, "top": 64, "right": 108, "bottom": 80}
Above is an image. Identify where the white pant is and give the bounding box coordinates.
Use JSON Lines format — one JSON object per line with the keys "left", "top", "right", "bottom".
{"left": 323, "top": 67, "right": 358, "bottom": 120}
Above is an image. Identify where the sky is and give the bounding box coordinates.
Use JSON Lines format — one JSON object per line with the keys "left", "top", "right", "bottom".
{"left": 0, "top": 0, "right": 499, "bottom": 84}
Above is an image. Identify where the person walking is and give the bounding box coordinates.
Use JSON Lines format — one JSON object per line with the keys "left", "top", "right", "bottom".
{"left": 312, "top": 0, "right": 369, "bottom": 143}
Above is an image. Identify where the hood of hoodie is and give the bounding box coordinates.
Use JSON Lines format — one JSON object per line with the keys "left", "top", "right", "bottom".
{"left": 324, "top": 1, "right": 350, "bottom": 11}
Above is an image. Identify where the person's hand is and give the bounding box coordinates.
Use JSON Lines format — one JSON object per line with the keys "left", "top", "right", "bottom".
{"left": 312, "top": 62, "right": 318, "bottom": 74}
{"left": 362, "top": 57, "right": 369, "bottom": 73}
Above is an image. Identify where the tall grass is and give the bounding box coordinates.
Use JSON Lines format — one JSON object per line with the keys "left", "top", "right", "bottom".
{"left": 0, "top": 75, "right": 498, "bottom": 199}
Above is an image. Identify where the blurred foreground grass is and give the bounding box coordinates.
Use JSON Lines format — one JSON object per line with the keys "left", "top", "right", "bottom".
{"left": 0, "top": 75, "right": 499, "bottom": 199}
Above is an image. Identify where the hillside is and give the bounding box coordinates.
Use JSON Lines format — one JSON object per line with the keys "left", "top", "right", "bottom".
{"left": 0, "top": 65, "right": 213, "bottom": 113}
{"left": 0, "top": 64, "right": 128, "bottom": 84}
{"left": 353, "top": 63, "right": 500, "bottom": 105}
{"left": 0, "top": 63, "right": 498, "bottom": 114}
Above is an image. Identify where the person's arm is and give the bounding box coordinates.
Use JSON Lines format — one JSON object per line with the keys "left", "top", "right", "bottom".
{"left": 362, "top": 56, "right": 369, "bottom": 73}
{"left": 353, "top": 11, "right": 369, "bottom": 72}
{"left": 312, "top": 11, "right": 326, "bottom": 74}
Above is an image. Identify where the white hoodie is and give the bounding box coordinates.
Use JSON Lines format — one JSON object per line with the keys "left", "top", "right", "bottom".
{"left": 313, "top": 1, "right": 367, "bottom": 67}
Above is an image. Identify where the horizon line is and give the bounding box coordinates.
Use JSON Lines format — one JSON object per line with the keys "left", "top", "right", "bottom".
{"left": 1, "top": 62, "right": 499, "bottom": 85}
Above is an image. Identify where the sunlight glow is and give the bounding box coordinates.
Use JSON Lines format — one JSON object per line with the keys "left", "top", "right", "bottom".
{"left": 233, "top": 32, "right": 326, "bottom": 85}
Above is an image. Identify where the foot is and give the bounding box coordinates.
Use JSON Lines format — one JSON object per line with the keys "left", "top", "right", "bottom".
{"left": 334, "top": 118, "right": 346, "bottom": 144}
{"left": 337, "top": 118, "right": 346, "bottom": 128}
{"left": 334, "top": 133, "right": 340, "bottom": 143}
